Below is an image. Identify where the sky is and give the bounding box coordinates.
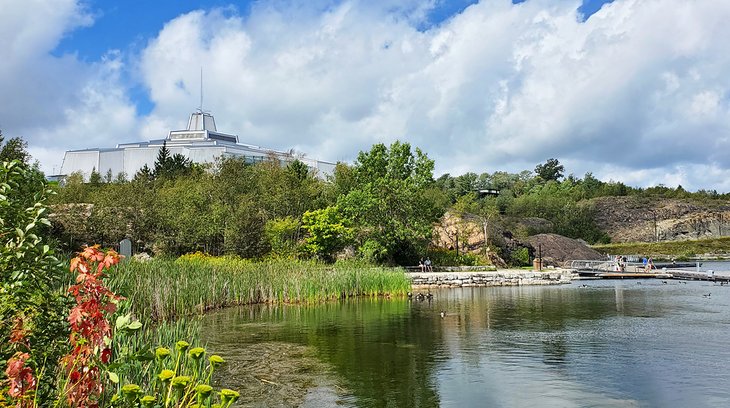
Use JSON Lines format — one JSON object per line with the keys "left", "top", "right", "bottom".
{"left": 2, "top": 0, "right": 730, "bottom": 191}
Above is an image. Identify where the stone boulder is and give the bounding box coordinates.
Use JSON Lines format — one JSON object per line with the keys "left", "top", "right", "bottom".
{"left": 526, "top": 233, "right": 604, "bottom": 267}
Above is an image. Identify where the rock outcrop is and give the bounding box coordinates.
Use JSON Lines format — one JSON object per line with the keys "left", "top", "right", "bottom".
{"left": 591, "top": 197, "right": 730, "bottom": 243}
{"left": 525, "top": 233, "right": 604, "bottom": 266}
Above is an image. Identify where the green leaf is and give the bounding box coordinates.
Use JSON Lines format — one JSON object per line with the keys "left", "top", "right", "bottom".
{"left": 115, "top": 314, "right": 131, "bottom": 330}
{"left": 107, "top": 371, "right": 119, "bottom": 384}
{"left": 127, "top": 321, "right": 143, "bottom": 331}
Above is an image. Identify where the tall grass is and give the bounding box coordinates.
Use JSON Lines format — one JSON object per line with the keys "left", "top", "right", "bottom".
{"left": 107, "top": 257, "right": 411, "bottom": 323}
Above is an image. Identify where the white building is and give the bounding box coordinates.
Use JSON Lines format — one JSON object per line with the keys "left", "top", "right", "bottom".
{"left": 59, "top": 111, "right": 335, "bottom": 180}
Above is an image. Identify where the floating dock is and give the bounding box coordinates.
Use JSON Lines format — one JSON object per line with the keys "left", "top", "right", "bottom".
{"left": 586, "top": 272, "right": 673, "bottom": 279}
{"left": 669, "top": 270, "right": 730, "bottom": 282}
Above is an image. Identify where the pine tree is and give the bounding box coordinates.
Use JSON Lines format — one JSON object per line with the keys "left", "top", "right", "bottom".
{"left": 153, "top": 141, "right": 171, "bottom": 178}
{"left": 133, "top": 164, "right": 154, "bottom": 182}
{"left": 89, "top": 167, "right": 102, "bottom": 185}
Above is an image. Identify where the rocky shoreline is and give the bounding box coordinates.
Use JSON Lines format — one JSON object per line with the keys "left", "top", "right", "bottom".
{"left": 409, "top": 269, "right": 573, "bottom": 288}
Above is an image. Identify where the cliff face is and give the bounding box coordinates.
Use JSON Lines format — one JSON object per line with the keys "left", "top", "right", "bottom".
{"left": 591, "top": 197, "right": 730, "bottom": 243}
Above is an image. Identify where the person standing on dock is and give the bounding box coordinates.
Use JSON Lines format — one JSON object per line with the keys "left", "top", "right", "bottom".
{"left": 645, "top": 257, "right": 654, "bottom": 272}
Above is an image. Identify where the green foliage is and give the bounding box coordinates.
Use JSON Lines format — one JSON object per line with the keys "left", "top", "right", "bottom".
{"left": 89, "top": 167, "right": 103, "bottom": 185}
{"left": 534, "top": 158, "right": 564, "bottom": 182}
{"left": 510, "top": 247, "right": 531, "bottom": 266}
{"left": 425, "top": 248, "right": 485, "bottom": 266}
{"left": 49, "top": 137, "right": 730, "bottom": 263}
{"left": 154, "top": 173, "right": 223, "bottom": 254}
{"left": 133, "top": 164, "right": 154, "bottom": 183}
{"left": 108, "top": 323, "right": 236, "bottom": 408}
{"left": 106, "top": 257, "right": 412, "bottom": 322}
{"left": 338, "top": 141, "right": 443, "bottom": 264}
{"left": 301, "top": 206, "right": 352, "bottom": 261}
{"left": 0, "top": 131, "right": 31, "bottom": 164}
{"left": 0, "top": 160, "right": 68, "bottom": 401}
{"left": 507, "top": 181, "right": 610, "bottom": 244}
{"left": 153, "top": 141, "right": 196, "bottom": 180}
{"left": 265, "top": 216, "right": 301, "bottom": 258}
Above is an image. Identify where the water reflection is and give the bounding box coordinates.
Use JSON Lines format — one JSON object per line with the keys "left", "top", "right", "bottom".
{"left": 203, "top": 280, "right": 730, "bottom": 407}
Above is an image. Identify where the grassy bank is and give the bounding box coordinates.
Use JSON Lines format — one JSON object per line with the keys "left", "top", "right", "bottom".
{"left": 108, "top": 256, "right": 411, "bottom": 323}
{"left": 592, "top": 237, "right": 730, "bottom": 259}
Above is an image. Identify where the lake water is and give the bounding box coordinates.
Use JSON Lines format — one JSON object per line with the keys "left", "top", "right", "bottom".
{"left": 202, "top": 279, "right": 730, "bottom": 407}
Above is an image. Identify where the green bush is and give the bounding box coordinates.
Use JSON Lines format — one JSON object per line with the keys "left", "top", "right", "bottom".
{"left": 510, "top": 247, "right": 531, "bottom": 267}
{"left": 0, "top": 161, "right": 69, "bottom": 402}
{"left": 426, "top": 248, "right": 486, "bottom": 266}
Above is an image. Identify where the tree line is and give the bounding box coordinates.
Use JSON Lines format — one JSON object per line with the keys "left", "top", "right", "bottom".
{"left": 4, "top": 131, "right": 728, "bottom": 265}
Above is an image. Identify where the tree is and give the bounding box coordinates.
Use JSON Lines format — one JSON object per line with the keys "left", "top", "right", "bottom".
{"left": 452, "top": 193, "right": 499, "bottom": 256}
{"left": 535, "top": 158, "right": 564, "bottom": 182}
{"left": 0, "top": 131, "right": 31, "bottom": 164}
{"left": 338, "top": 141, "right": 443, "bottom": 264}
{"left": 89, "top": 167, "right": 102, "bottom": 185}
{"left": 133, "top": 164, "right": 154, "bottom": 182}
{"left": 264, "top": 217, "right": 301, "bottom": 258}
{"left": 301, "top": 206, "right": 352, "bottom": 261}
{"left": 153, "top": 141, "right": 171, "bottom": 174}
{"left": 114, "top": 171, "right": 128, "bottom": 183}
{"left": 151, "top": 142, "right": 194, "bottom": 179}
{"left": 154, "top": 174, "right": 223, "bottom": 254}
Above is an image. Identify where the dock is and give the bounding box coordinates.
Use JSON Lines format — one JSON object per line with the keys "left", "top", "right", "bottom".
{"left": 568, "top": 259, "right": 730, "bottom": 281}
{"left": 668, "top": 270, "right": 730, "bottom": 282}
{"left": 586, "top": 272, "right": 674, "bottom": 279}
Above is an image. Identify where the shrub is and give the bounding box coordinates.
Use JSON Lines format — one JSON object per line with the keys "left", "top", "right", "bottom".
{"left": 1, "top": 160, "right": 68, "bottom": 403}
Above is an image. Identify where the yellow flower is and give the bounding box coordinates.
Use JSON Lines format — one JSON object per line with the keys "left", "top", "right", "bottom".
{"left": 209, "top": 354, "right": 225, "bottom": 368}
{"left": 176, "top": 340, "right": 190, "bottom": 353}
{"left": 220, "top": 389, "right": 240, "bottom": 405}
{"left": 158, "top": 369, "right": 175, "bottom": 382}
{"left": 188, "top": 347, "right": 206, "bottom": 360}
{"left": 195, "top": 384, "right": 213, "bottom": 399}
{"left": 171, "top": 375, "right": 192, "bottom": 390}
{"left": 121, "top": 384, "right": 141, "bottom": 401}
{"left": 155, "top": 347, "right": 171, "bottom": 360}
{"left": 140, "top": 395, "right": 156, "bottom": 408}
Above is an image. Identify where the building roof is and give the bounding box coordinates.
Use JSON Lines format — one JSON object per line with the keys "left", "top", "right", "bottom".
{"left": 58, "top": 111, "right": 335, "bottom": 179}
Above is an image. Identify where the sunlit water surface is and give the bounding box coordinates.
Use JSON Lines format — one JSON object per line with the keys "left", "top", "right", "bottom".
{"left": 202, "top": 279, "right": 730, "bottom": 407}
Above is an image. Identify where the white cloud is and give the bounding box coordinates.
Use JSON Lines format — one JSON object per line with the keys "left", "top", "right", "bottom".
{"left": 0, "top": 0, "right": 138, "bottom": 172}
{"left": 4, "top": 0, "right": 730, "bottom": 190}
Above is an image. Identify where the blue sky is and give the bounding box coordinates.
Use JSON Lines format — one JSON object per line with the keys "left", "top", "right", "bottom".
{"left": 3, "top": 0, "right": 730, "bottom": 191}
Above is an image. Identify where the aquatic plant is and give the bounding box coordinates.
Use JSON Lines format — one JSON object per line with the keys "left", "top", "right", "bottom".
{"left": 107, "top": 257, "right": 411, "bottom": 323}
